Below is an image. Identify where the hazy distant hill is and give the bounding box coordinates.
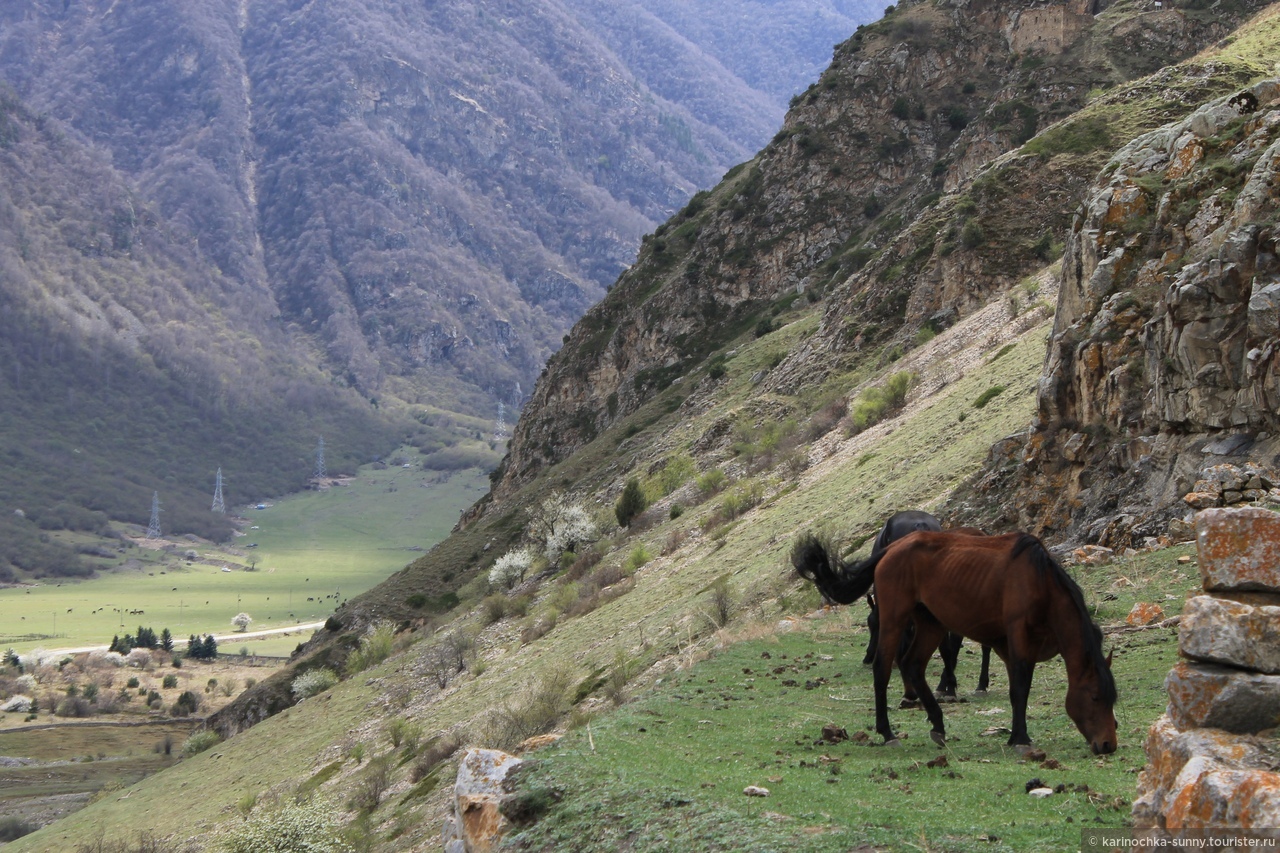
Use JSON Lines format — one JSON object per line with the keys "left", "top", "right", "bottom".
{"left": 0, "top": 0, "right": 875, "bottom": 576}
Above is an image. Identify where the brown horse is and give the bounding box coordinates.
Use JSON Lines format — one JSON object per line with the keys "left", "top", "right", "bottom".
{"left": 792, "top": 530, "right": 1117, "bottom": 754}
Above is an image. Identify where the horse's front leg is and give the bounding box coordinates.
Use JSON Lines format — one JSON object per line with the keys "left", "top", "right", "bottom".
{"left": 1006, "top": 657, "right": 1035, "bottom": 747}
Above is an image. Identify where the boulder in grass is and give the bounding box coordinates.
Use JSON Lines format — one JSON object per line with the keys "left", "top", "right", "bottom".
{"left": 443, "top": 748, "right": 523, "bottom": 853}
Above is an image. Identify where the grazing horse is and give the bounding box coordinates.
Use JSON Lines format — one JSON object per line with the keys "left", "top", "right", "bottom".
{"left": 792, "top": 530, "right": 1117, "bottom": 754}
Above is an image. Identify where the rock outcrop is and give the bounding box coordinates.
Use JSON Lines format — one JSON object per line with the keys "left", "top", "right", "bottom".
{"left": 442, "top": 748, "right": 523, "bottom": 853}
{"left": 1133, "top": 507, "right": 1280, "bottom": 838}
{"left": 967, "top": 76, "right": 1280, "bottom": 547}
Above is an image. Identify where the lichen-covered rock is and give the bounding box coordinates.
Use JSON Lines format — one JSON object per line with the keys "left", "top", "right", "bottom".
{"left": 1127, "top": 602, "right": 1165, "bottom": 626}
{"left": 1179, "top": 595, "right": 1280, "bottom": 674}
{"left": 1133, "top": 715, "right": 1277, "bottom": 827}
{"left": 444, "top": 748, "right": 523, "bottom": 853}
{"left": 1196, "top": 507, "right": 1280, "bottom": 593}
{"left": 1166, "top": 763, "right": 1280, "bottom": 832}
{"left": 1165, "top": 661, "right": 1280, "bottom": 734}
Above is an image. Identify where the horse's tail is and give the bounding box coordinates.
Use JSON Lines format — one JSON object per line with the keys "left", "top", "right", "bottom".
{"left": 790, "top": 532, "right": 879, "bottom": 605}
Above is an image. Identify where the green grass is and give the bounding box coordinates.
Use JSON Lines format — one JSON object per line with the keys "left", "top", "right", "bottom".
{"left": 507, "top": 545, "right": 1199, "bottom": 852}
{"left": 0, "top": 456, "right": 488, "bottom": 653}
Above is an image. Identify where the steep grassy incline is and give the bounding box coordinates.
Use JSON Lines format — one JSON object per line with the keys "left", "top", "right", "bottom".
{"left": 10, "top": 275, "right": 1060, "bottom": 851}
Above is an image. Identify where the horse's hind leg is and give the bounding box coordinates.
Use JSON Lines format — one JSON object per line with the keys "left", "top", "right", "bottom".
{"left": 897, "top": 622, "right": 921, "bottom": 708}
{"left": 862, "top": 594, "right": 878, "bottom": 666}
{"left": 872, "top": 617, "right": 907, "bottom": 746}
{"left": 976, "top": 644, "right": 991, "bottom": 694}
{"left": 902, "top": 613, "right": 949, "bottom": 746}
{"left": 935, "top": 632, "right": 962, "bottom": 701}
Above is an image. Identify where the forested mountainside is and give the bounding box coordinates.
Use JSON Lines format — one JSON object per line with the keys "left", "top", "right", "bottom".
{"left": 0, "top": 0, "right": 874, "bottom": 578}
{"left": 0, "top": 90, "right": 402, "bottom": 580}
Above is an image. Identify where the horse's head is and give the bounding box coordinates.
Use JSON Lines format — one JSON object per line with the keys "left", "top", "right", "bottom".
{"left": 1066, "top": 650, "right": 1117, "bottom": 755}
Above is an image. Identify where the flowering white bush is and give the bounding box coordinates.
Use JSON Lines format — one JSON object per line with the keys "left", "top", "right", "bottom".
{"left": 19, "top": 648, "right": 55, "bottom": 671}
{"left": 543, "top": 503, "right": 599, "bottom": 563}
{"left": 232, "top": 612, "right": 253, "bottom": 632}
{"left": 87, "top": 650, "right": 126, "bottom": 668}
{"left": 218, "top": 799, "right": 353, "bottom": 853}
{"left": 15, "top": 674, "right": 36, "bottom": 692}
{"left": 528, "top": 492, "right": 600, "bottom": 562}
{"left": 0, "top": 695, "right": 31, "bottom": 713}
{"left": 125, "top": 648, "right": 152, "bottom": 668}
{"left": 488, "top": 548, "right": 536, "bottom": 591}
{"left": 291, "top": 667, "right": 339, "bottom": 700}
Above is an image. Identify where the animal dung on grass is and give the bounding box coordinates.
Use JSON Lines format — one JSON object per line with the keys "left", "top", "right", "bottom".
{"left": 743, "top": 785, "right": 771, "bottom": 797}
{"left": 820, "top": 724, "right": 849, "bottom": 743}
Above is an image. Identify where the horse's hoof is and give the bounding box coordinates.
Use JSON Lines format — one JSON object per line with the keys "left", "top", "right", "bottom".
{"left": 898, "top": 698, "right": 921, "bottom": 709}
{"left": 973, "top": 689, "right": 988, "bottom": 698}
{"left": 1013, "top": 743, "right": 1038, "bottom": 756}
{"left": 930, "top": 731, "right": 946, "bottom": 747}
{"left": 884, "top": 738, "right": 903, "bottom": 748}
{"left": 937, "top": 693, "right": 958, "bottom": 704}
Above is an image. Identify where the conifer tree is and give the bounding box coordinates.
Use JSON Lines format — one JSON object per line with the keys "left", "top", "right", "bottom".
{"left": 615, "top": 477, "right": 648, "bottom": 528}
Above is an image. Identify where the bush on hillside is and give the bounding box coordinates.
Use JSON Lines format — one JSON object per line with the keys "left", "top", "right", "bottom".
{"left": 489, "top": 547, "right": 536, "bottom": 591}
{"left": 292, "top": 667, "right": 339, "bottom": 700}
{"left": 181, "top": 729, "right": 222, "bottom": 757}
{"left": 615, "top": 478, "right": 647, "bottom": 528}
{"left": 345, "top": 622, "right": 395, "bottom": 675}
{"left": 217, "top": 800, "right": 353, "bottom": 853}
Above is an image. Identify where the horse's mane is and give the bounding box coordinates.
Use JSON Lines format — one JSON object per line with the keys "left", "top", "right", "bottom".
{"left": 1012, "top": 534, "right": 1117, "bottom": 705}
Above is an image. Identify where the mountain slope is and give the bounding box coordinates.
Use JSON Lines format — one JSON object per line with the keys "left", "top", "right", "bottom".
{"left": 954, "top": 11, "right": 1280, "bottom": 546}
{"left": 0, "top": 0, "right": 876, "bottom": 572}
{"left": 0, "top": 0, "right": 875, "bottom": 409}
{"left": 489, "top": 0, "right": 1270, "bottom": 503}
{"left": 13, "top": 2, "right": 1280, "bottom": 850}
{"left": 0, "top": 90, "right": 400, "bottom": 580}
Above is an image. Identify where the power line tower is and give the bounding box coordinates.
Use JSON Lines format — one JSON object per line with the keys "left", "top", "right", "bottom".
{"left": 314, "top": 437, "right": 327, "bottom": 481}
{"left": 146, "top": 492, "right": 162, "bottom": 539}
{"left": 211, "top": 468, "right": 226, "bottom": 514}
{"left": 494, "top": 403, "right": 508, "bottom": 441}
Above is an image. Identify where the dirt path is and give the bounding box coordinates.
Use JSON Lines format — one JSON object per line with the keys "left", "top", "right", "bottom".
{"left": 48, "top": 621, "right": 325, "bottom": 656}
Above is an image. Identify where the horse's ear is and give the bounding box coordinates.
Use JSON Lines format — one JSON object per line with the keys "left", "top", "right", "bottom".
{"left": 1105, "top": 650, "right": 1113, "bottom": 668}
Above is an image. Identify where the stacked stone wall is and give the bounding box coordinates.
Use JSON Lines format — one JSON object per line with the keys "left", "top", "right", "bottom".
{"left": 1133, "top": 507, "right": 1280, "bottom": 836}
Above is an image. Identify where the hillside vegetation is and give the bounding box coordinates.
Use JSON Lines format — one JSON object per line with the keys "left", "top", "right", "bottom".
{"left": 11, "top": 2, "right": 1280, "bottom": 851}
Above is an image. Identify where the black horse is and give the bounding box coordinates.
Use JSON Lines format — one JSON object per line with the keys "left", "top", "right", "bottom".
{"left": 813, "top": 511, "right": 990, "bottom": 702}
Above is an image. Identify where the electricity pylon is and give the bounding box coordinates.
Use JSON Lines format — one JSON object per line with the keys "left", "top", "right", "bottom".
{"left": 211, "top": 468, "right": 226, "bottom": 514}
{"left": 146, "top": 492, "right": 162, "bottom": 539}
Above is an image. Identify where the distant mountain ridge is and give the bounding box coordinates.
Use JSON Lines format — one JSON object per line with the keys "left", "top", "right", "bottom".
{"left": 0, "top": 0, "right": 875, "bottom": 575}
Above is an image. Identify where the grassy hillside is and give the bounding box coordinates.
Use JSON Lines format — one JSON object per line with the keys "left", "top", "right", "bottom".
{"left": 7, "top": 285, "right": 1092, "bottom": 851}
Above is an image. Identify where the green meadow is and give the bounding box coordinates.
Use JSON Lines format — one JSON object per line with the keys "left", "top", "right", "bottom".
{"left": 0, "top": 457, "right": 489, "bottom": 654}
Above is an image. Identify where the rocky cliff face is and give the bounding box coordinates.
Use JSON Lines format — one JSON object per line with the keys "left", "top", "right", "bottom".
{"left": 491, "top": 0, "right": 1267, "bottom": 507}
{"left": 964, "top": 70, "right": 1280, "bottom": 548}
